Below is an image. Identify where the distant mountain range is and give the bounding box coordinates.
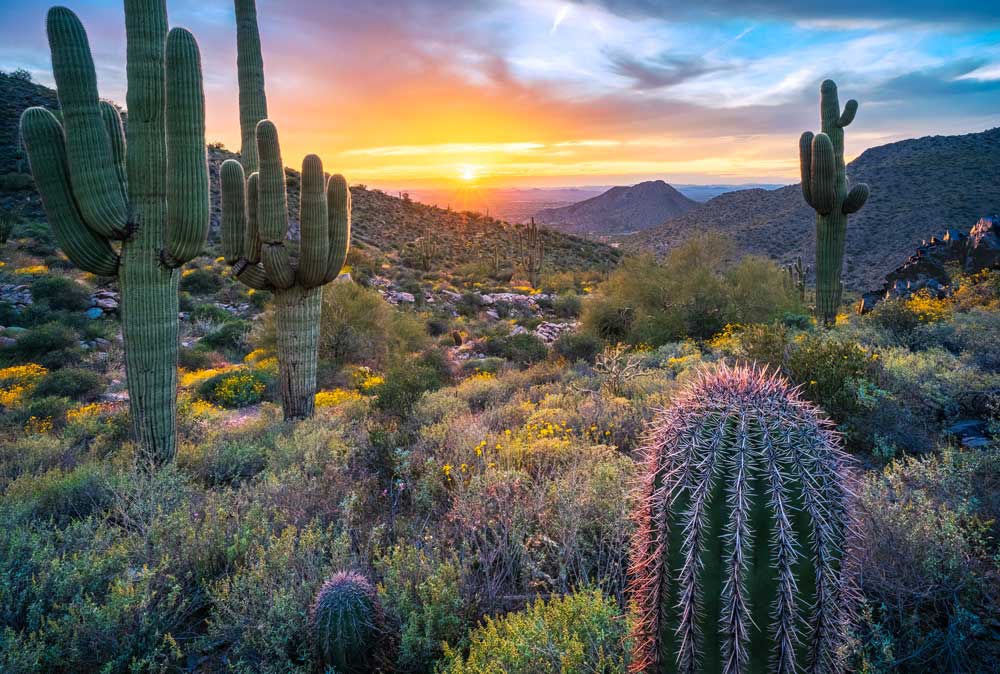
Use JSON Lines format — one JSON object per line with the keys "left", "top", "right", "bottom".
{"left": 625, "top": 128, "right": 1000, "bottom": 290}
{"left": 534, "top": 180, "right": 699, "bottom": 236}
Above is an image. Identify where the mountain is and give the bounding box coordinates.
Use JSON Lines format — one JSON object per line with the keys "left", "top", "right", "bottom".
{"left": 627, "top": 128, "right": 1000, "bottom": 290}
{"left": 674, "top": 183, "right": 786, "bottom": 202}
{"left": 0, "top": 71, "right": 620, "bottom": 277}
{"left": 534, "top": 180, "right": 698, "bottom": 236}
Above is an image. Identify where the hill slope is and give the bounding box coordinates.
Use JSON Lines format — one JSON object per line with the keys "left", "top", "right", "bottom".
{"left": 535, "top": 180, "right": 697, "bottom": 236}
{"left": 626, "top": 128, "right": 1000, "bottom": 289}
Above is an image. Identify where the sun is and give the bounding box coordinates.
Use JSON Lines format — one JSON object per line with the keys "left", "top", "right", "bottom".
{"left": 459, "top": 164, "right": 478, "bottom": 182}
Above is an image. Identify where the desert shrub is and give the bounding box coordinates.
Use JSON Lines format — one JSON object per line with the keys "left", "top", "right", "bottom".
{"left": 178, "top": 345, "right": 214, "bottom": 370}
{"left": 582, "top": 238, "right": 799, "bottom": 345}
{"left": 179, "top": 267, "right": 223, "bottom": 294}
{"left": 198, "top": 368, "right": 271, "bottom": 408}
{"left": 375, "top": 544, "right": 467, "bottom": 673}
{"left": 18, "top": 396, "right": 71, "bottom": 429}
{"left": 190, "top": 303, "right": 235, "bottom": 324}
{"left": 948, "top": 308, "right": 1000, "bottom": 372}
{"left": 12, "top": 220, "right": 57, "bottom": 257}
{"left": 553, "top": 331, "right": 603, "bottom": 363}
{"left": 201, "top": 319, "right": 251, "bottom": 352}
{"left": 552, "top": 291, "right": 582, "bottom": 318}
{"left": 880, "top": 347, "right": 1000, "bottom": 422}
{"left": 855, "top": 446, "right": 1000, "bottom": 672}
{"left": 3, "top": 463, "right": 112, "bottom": 524}
{"left": 29, "top": 276, "right": 90, "bottom": 312}
{"left": 179, "top": 438, "right": 269, "bottom": 486}
{"left": 31, "top": 367, "right": 104, "bottom": 402}
{"left": 459, "top": 357, "right": 505, "bottom": 375}
{"left": 6, "top": 322, "right": 81, "bottom": 369}
{"left": 483, "top": 332, "right": 548, "bottom": 366}
{"left": 320, "top": 282, "right": 428, "bottom": 368}
{"left": 784, "top": 333, "right": 880, "bottom": 426}
{"left": 438, "top": 590, "right": 629, "bottom": 674}
{"left": 372, "top": 355, "right": 447, "bottom": 418}
{"left": 455, "top": 292, "right": 484, "bottom": 318}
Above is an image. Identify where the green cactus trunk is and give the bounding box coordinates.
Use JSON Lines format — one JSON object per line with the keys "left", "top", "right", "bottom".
{"left": 799, "top": 80, "right": 870, "bottom": 326}
{"left": 21, "top": 1, "right": 209, "bottom": 465}
{"left": 273, "top": 285, "right": 322, "bottom": 420}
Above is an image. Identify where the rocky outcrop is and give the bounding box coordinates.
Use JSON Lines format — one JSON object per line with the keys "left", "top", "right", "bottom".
{"left": 858, "top": 216, "right": 1000, "bottom": 312}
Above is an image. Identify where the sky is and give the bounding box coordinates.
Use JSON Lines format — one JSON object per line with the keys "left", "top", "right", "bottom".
{"left": 1, "top": 0, "right": 999, "bottom": 189}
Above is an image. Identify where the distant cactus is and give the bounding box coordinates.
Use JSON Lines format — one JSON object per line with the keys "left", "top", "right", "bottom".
{"left": 222, "top": 0, "right": 349, "bottom": 420}
{"left": 310, "top": 571, "right": 393, "bottom": 674}
{"left": 799, "top": 79, "right": 870, "bottom": 325}
{"left": 518, "top": 218, "right": 544, "bottom": 288}
{"left": 20, "top": 3, "right": 210, "bottom": 464}
{"left": 628, "top": 364, "right": 857, "bottom": 674}
{"left": 785, "top": 256, "right": 808, "bottom": 303}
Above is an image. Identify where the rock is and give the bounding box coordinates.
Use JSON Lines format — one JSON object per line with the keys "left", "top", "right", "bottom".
{"left": 534, "top": 321, "right": 576, "bottom": 343}
{"left": 484, "top": 309, "right": 499, "bottom": 320}
{"left": 858, "top": 216, "right": 1000, "bottom": 313}
{"left": 0, "top": 336, "right": 16, "bottom": 348}
{"left": 84, "top": 307, "right": 104, "bottom": 320}
{"left": 511, "top": 325, "right": 528, "bottom": 336}
{"left": 440, "top": 289, "right": 462, "bottom": 302}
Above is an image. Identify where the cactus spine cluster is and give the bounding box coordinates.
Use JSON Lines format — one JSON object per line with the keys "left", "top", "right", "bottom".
{"left": 518, "top": 217, "right": 545, "bottom": 288}
{"left": 222, "top": 0, "right": 350, "bottom": 420}
{"left": 20, "top": 2, "right": 209, "bottom": 464}
{"left": 628, "top": 364, "right": 856, "bottom": 674}
{"left": 799, "top": 80, "right": 870, "bottom": 326}
{"left": 310, "top": 571, "right": 392, "bottom": 674}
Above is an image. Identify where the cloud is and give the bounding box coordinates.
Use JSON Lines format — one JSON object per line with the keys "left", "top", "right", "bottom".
{"left": 568, "top": 0, "right": 1000, "bottom": 25}
{"left": 606, "top": 51, "right": 726, "bottom": 90}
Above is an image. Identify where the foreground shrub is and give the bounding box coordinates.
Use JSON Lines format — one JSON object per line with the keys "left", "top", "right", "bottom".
{"left": 32, "top": 368, "right": 104, "bottom": 402}
{"left": 5, "top": 322, "right": 82, "bottom": 369}
{"left": 439, "top": 590, "right": 629, "bottom": 674}
{"left": 372, "top": 355, "right": 447, "bottom": 418}
{"left": 29, "top": 277, "right": 91, "bottom": 312}
{"left": 553, "top": 331, "right": 603, "bottom": 363}
{"left": 483, "top": 332, "right": 548, "bottom": 366}
{"left": 198, "top": 368, "right": 271, "bottom": 408}
{"left": 854, "top": 446, "right": 1000, "bottom": 672}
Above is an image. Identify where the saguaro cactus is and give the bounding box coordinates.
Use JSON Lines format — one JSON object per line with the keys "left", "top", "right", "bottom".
{"left": 20, "top": 3, "right": 209, "bottom": 464}
{"left": 221, "top": 139, "right": 349, "bottom": 419}
{"left": 799, "top": 79, "right": 870, "bottom": 325}
{"left": 628, "top": 364, "right": 856, "bottom": 674}
{"left": 518, "top": 217, "right": 544, "bottom": 288}
{"left": 310, "top": 571, "right": 393, "bottom": 673}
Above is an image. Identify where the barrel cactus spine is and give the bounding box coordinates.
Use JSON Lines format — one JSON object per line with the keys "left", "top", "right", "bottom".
{"left": 220, "top": 130, "right": 350, "bottom": 420}
{"left": 310, "top": 571, "right": 394, "bottom": 674}
{"left": 20, "top": 2, "right": 209, "bottom": 464}
{"left": 799, "top": 79, "right": 870, "bottom": 326}
{"left": 628, "top": 363, "right": 857, "bottom": 674}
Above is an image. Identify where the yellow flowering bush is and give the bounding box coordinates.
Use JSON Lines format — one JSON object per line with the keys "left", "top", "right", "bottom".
{"left": 0, "top": 363, "right": 48, "bottom": 409}
{"left": 904, "top": 290, "right": 950, "bottom": 323}
{"left": 315, "top": 389, "right": 362, "bottom": 408}
{"left": 14, "top": 264, "right": 48, "bottom": 275}
{"left": 199, "top": 369, "right": 268, "bottom": 409}
{"left": 180, "top": 366, "right": 239, "bottom": 389}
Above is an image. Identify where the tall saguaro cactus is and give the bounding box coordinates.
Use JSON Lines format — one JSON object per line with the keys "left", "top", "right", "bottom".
{"left": 518, "top": 217, "right": 544, "bottom": 288}
{"left": 799, "top": 79, "right": 870, "bottom": 326}
{"left": 221, "top": 138, "right": 350, "bottom": 419}
{"left": 20, "top": 2, "right": 209, "bottom": 464}
{"left": 628, "top": 364, "right": 856, "bottom": 674}
{"left": 234, "top": 0, "right": 267, "bottom": 174}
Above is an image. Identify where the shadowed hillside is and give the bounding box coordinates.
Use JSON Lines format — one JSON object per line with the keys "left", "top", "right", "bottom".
{"left": 626, "top": 128, "right": 1000, "bottom": 289}
{"left": 535, "top": 180, "right": 697, "bottom": 236}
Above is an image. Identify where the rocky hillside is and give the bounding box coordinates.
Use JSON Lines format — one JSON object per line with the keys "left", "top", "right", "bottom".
{"left": 535, "top": 179, "right": 697, "bottom": 236}
{"left": 0, "top": 72, "right": 620, "bottom": 277}
{"left": 626, "top": 128, "right": 1000, "bottom": 290}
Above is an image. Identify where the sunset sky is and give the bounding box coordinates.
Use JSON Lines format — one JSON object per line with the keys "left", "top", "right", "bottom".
{"left": 2, "top": 0, "right": 999, "bottom": 189}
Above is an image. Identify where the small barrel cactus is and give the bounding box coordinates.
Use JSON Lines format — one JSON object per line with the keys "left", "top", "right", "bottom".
{"left": 628, "top": 364, "right": 857, "bottom": 674}
{"left": 799, "top": 79, "right": 870, "bottom": 326}
{"left": 310, "top": 571, "right": 392, "bottom": 674}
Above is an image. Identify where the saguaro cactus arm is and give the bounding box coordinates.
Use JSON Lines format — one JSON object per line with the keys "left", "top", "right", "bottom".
{"left": 46, "top": 6, "right": 129, "bottom": 239}
{"left": 220, "top": 158, "right": 273, "bottom": 291}
{"left": 297, "top": 154, "right": 329, "bottom": 288}
{"left": 20, "top": 107, "right": 120, "bottom": 277}
{"left": 324, "top": 173, "right": 351, "bottom": 283}
{"left": 161, "top": 27, "right": 210, "bottom": 268}
{"left": 234, "top": 0, "right": 268, "bottom": 173}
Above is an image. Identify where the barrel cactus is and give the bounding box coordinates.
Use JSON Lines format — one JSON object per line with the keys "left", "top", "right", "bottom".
{"left": 628, "top": 364, "right": 857, "bottom": 674}
{"left": 310, "top": 571, "right": 393, "bottom": 674}
{"left": 799, "top": 79, "right": 870, "bottom": 326}
{"left": 20, "top": 2, "right": 209, "bottom": 464}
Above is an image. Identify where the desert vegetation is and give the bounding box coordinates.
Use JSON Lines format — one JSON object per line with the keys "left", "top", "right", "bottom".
{"left": 0, "top": 1, "right": 998, "bottom": 673}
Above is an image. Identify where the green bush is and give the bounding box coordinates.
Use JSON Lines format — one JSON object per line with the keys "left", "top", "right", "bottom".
{"left": 375, "top": 544, "right": 466, "bottom": 673}
{"left": 179, "top": 267, "right": 223, "bottom": 295}
{"left": 483, "top": 332, "right": 548, "bottom": 366}
{"left": 4, "top": 463, "right": 112, "bottom": 524}
{"left": 552, "top": 291, "right": 582, "bottom": 318}
{"left": 6, "top": 322, "right": 82, "bottom": 369}
{"left": 854, "top": 446, "right": 1000, "bottom": 672}
{"left": 198, "top": 369, "right": 271, "bottom": 408}
{"left": 319, "top": 282, "right": 428, "bottom": 368}
{"left": 32, "top": 368, "right": 104, "bottom": 402}
{"left": 29, "top": 277, "right": 91, "bottom": 312}
{"left": 553, "top": 331, "right": 603, "bottom": 363}
{"left": 191, "top": 303, "right": 237, "bottom": 324}
{"left": 438, "top": 590, "right": 630, "bottom": 674}
{"left": 180, "top": 438, "right": 269, "bottom": 486}
{"left": 581, "top": 236, "right": 800, "bottom": 345}
{"left": 178, "top": 345, "right": 214, "bottom": 370}
{"left": 201, "top": 319, "right": 251, "bottom": 352}
{"left": 373, "top": 355, "right": 447, "bottom": 418}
